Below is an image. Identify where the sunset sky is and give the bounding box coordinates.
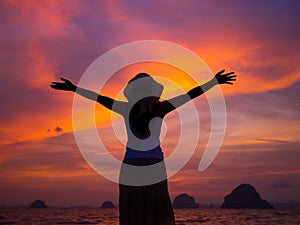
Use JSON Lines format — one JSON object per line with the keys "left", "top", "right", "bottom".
{"left": 1, "top": 0, "right": 300, "bottom": 207}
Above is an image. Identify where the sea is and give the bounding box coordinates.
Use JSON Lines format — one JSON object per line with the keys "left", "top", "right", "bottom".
{"left": 0, "top": 208, "right": 299, "bottom": 225}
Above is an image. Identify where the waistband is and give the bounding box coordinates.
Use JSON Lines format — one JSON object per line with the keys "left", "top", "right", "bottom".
{"left": 124, "top": 145, "right": 164, "bottom": 159}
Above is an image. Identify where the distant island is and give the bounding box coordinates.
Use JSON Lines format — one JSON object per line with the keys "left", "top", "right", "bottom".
{"left": 221, "top": 184, "right": 273, "bottom": 209}
{"left": 30, "top": 200, "right": 47, "bottom": 209}
{"left": 100, "top": 201, "right": 115, "bottom": 209}
{"left": 173, "top": 193, "right": 198, "bottom": 208}
{"left": 2, "top": 186, "right": 300, "bottom": 209}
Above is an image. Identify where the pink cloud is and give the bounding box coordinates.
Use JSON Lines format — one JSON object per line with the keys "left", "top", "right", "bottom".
{"left": 1, "top": 0, "right": 300, "bottom": 206}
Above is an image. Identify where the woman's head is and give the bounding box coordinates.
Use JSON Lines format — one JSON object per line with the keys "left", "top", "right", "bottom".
{"left": 124, "top": 73, "right": 163, "bottom": 102}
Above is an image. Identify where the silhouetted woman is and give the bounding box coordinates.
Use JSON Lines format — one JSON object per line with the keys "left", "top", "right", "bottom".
{"left": 50, "top": 69, "right": 236, "bottom": 225}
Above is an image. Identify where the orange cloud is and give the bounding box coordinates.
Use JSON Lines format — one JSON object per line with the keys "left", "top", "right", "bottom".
{"left": 1, "top": 0, "right": 300, "bottom": 206}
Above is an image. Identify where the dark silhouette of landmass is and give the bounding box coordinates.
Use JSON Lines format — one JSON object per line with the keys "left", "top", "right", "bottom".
{"left": 30, "top": 200, "right": 47, "bottom": 208}
{"left": 173, "top": 193, "right": 198, "bottom": 208}
{"left": 221, "top": 184, "right": 273, "bottom": 209}
{"left": 100, "top": 201, "right": 115, "bottom": 209}
{"left": 2, "top": 200, "right": 300, "bottom": 209}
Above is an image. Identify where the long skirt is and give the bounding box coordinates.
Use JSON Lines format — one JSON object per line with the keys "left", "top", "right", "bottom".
{"left": 119, "top": 158, "right": 175, "bottom": 225}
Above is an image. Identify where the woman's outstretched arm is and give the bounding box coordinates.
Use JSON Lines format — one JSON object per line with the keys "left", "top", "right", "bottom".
{"left": 158, "top": 69, "right": 237, "bottom": 116}
{"left": 50, "top": 77, "right": 126, "bottom": 115}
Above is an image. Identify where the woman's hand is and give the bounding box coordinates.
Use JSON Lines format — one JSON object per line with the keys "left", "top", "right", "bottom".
{"left": 215, "top": 69, "right": 237, "bottom": 85}
{"left": 50, "top": 77, "right": 76, "bottom": 91}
